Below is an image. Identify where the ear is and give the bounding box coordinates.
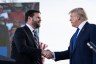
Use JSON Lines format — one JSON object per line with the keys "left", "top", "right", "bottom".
{"left": 28, "top": 16, "right": 32, "bottom": 21}
{"left": 78, "top": 17, "right": 80, "bottom": 20}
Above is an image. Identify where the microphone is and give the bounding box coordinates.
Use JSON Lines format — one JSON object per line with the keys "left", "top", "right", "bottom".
{"left": 87, "top": 42, "right": 96, "bottom": 52}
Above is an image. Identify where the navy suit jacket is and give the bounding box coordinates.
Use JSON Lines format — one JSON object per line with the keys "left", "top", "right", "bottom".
{"left": 11, "top": 25, "right": 42, "bottom": 64}
{"left": 55, "top": 22, "right": 96, "bottom": 64}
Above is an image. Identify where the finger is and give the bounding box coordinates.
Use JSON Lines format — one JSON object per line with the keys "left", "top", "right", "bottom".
{"left": 43, "top": 44, "right": 48, "bottom": 49}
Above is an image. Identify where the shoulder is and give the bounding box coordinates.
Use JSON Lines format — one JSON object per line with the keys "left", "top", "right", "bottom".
{"left": 88, "top": 23, "right": 96, "bottom": 32}
{"left": 14, "top": 27, "right": 25, "bottom": 35}
{"left": 15, "top": 27, "right": 23, "bottom": 32}
{"left": 13, "top": 27, "right": 26, "bottom": 39}
{"left": 88, "top": 23, "right": 96, "bottom": 29}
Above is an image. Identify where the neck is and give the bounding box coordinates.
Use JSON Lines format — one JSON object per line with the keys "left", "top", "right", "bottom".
{"left": 27, "top": 22, "right": 35, "bottom": 29}
{"left": 76, "top": 20, "right": 83, "bottom": 28}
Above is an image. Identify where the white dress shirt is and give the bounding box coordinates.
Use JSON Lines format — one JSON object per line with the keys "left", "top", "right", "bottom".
{"left": 77, "top": 20, "right": 87, "bottom": 36}
{"left": 26, "top": 23, "right": 34, "bottom": 35}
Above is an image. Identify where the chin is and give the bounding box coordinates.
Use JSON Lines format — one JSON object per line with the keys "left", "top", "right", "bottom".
{"left": 36, "top": 25, "right": 40, "bottom": 29}
{"left": 72, "top": 25, "right": 75, "bottom": 27}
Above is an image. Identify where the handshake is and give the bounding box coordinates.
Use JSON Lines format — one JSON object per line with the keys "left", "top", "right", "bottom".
{"left": 40, "top": 42, "right": 54, "bottom": 59}
{"left": 42, "top": 50, "right": 53, "bottom": 59}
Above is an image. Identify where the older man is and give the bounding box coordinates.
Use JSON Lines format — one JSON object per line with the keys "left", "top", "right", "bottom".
{"left": 44, "top": 8, "right": 96, "bottom": 64}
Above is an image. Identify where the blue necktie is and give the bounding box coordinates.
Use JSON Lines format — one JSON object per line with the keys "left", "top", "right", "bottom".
{"left": 72, "top": 28, "right": 79, "bottom": 50}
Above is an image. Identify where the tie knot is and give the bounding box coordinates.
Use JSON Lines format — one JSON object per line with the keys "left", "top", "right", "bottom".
{"left": 75, "top": 28, "right": 79, "bottom": 37}
{"left": 76, "top": 28, "right": 79, "bottom": 32}
{"left": 76, "top": 28, "right": 79, "bottom": 33}
{"left": 77, "top": 28, "right": 79, "bottom": 31}
{"left": 33, "top": 30, "right": 38, "bottom": 37}
{"left": 33, "top": 30, "right": 36, "bottom": 33}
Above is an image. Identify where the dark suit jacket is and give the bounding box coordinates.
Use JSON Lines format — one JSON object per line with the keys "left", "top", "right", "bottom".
{"left": 55, "top": 22, "right": 96, "bottom": 64}
{"left": 11, "top": 25, "right": 42, "bottom": 64}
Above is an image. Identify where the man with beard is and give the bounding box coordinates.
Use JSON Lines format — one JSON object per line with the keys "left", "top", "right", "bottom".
{"left": 11, "top": 10, "right": 47, "bottom": 64}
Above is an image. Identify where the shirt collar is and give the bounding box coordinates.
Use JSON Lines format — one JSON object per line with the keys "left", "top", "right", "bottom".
{"left": 26, "top": 23, "right": 34, "bottom": 33}
{"left": 78, "top": 20, "right": 87, "bottom": 30}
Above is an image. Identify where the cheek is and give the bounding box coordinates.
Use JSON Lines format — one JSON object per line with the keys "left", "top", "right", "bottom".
{"left": 71, "top": 19, "right": 75, "bottom": 23}
{"left": 72, "top": 17, "right": 78, "bottom": 22}
{"left": 36, "top": 18, "right": 40, "bottom": 21}
{"left": 71, "top": 19, "right": 76, "bottom": 25}
{"left": 35, "top": 19, "right": 39, "bottom": 22}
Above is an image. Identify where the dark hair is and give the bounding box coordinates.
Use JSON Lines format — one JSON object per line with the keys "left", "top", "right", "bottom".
{"left": 25, "top": 10, "right": 40, "bottom": 23}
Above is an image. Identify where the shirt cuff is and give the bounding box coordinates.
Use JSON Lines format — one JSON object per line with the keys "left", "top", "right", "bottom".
{"left": 52, "top": 52, "right": 56, "bottom": 60}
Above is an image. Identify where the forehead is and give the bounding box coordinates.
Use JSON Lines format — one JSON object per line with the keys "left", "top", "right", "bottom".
{"left": 34, "top": 13, "right": 41, "bottom": 16}
{"left": 70, "top": 12, "right": 78, "bottom": 17}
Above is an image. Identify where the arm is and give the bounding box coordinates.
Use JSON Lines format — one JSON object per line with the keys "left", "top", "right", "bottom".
{"left": 42, "top": 47, "right": 70, "bottom": 61}
{"left": 55, "top": 50, "right": 70, "bottom": 61}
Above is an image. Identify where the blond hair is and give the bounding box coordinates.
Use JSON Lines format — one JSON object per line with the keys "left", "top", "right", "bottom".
{"left": 69, "top": 8, "right": 88, "bottom": 21}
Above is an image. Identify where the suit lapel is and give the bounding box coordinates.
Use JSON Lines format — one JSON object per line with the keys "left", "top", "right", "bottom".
{"left": 72, "top": 22, "right": 89, "bottom": 54}
{"left": 23, "top": 25, "right": 38, "bottom": 48}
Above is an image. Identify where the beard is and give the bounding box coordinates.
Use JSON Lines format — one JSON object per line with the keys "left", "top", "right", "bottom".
{"left": 35, "top": 23, "right": 40, "bottom": 28}
{"left": 32, "top": 18, "right": 41, "bottom": 29}
{"left": 32, "top": 21, "right": 40, "bottom": 29}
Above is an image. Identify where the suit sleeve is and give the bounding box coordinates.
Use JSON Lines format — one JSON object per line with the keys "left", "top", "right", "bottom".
{"left": 54, "top": 47, "right": 70, "bottom": 61}
{"left": 13, "top": 28, "right": 41, "bottom": 59}
{"left": 90, "top": 25, "right": 96, "bottom": 64}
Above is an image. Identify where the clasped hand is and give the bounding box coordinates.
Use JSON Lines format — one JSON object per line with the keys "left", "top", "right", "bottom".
{"left": 40, "top": 42, "right": 53, "bottom": 59}
{"left": 42, "top": 50, "right": 53, "bottom": 59}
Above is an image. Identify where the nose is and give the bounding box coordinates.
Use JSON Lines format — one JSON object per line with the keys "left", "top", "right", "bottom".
{"left": 70, "top": 19, "right": 71, "bottom": 21}
{"left": 39, "top": 18, "right": 41, "bottom": 22}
